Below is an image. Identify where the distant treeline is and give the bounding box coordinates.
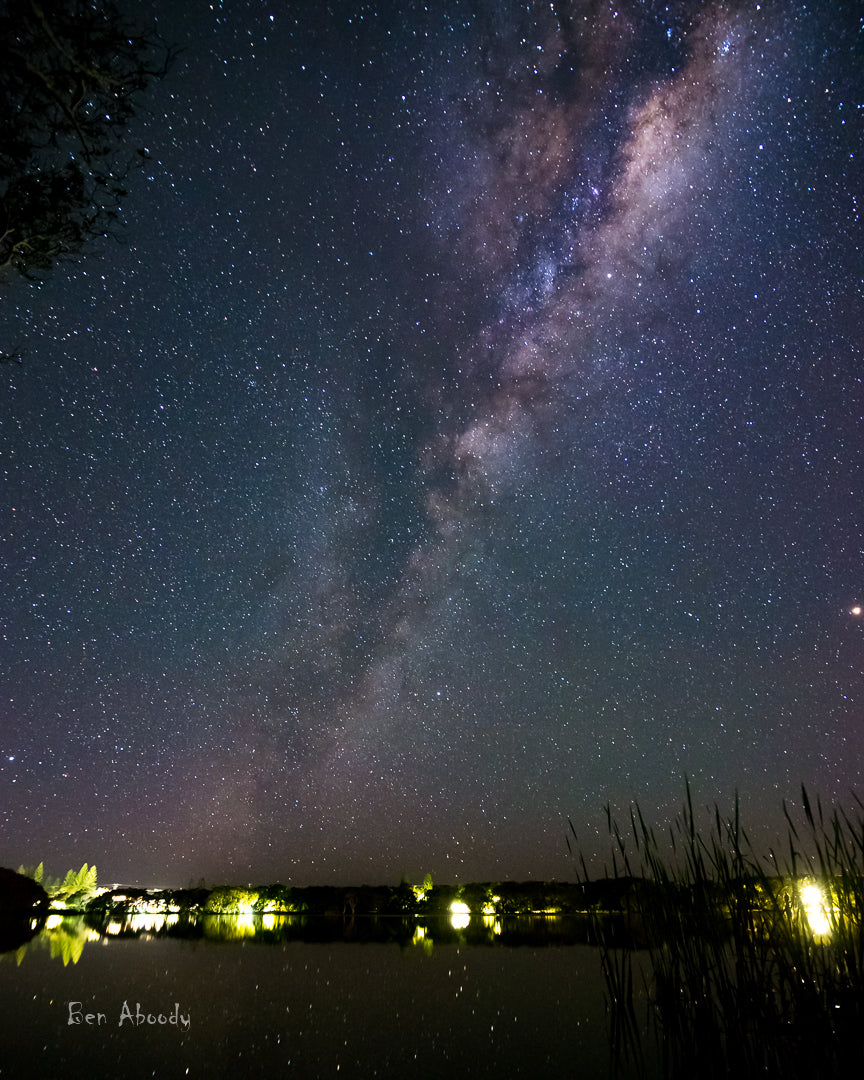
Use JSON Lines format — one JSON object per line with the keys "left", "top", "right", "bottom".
{"left": 80, "top": 873, "right": 818, "bottom": 921}
{"left": 85, "top": 879, "right": 619, "bottom": 919}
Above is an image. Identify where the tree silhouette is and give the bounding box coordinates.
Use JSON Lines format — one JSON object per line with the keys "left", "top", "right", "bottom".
{"left": 0, "top": 0, "right": 172, "bottom": 279}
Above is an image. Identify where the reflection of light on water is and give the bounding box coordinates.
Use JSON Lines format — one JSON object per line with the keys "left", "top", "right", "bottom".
{"left": 102, "top": 912, "right": 180, "bottom": 935}
{"left": 128, "top": 912, "right": 179, "bottom": 933}
{"left": 800, "top": 882, "right": 832, "bottom": 939}
{"left": 204, "top": 913, "right": 258, "bottom": 940}
{"left": 260, "top": 912, "right": 297, "bottom": 928}
{"left": 449, "top": 901, "right": 470, "bottom": 930}
{"left": 412, "top": 924, "right": 434, "bottom": 954}
{"left": 235, "top": 910, "right": 256, "bottom": 932}
{"left": 483, "top": 915, "right": 502, "bottom": 935}
{"left": 33, "top": 916, "right": 103, "bottom": 965}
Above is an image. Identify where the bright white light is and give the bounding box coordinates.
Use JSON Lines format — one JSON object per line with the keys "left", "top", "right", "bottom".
{"left": 800, "top": 882, "right": 832, "bottom": 938}
{"left": 234, "top": 910, "right": 256, "bottom": 932}
{"left": 449, "top": 900, "right": 470, "bottom": 929}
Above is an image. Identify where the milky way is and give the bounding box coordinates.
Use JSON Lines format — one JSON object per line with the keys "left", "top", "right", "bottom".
{"left": 1, "top": 0, "right": 861, "bottom": 885}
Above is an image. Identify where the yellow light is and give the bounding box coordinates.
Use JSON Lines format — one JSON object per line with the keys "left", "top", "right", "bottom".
{"left": 800, "top": 882, "right": 832, "bottom": 938}
{"left": 482, "top": 914, "right": 502, "bottom": 935}
{"left": 412, "top": 924, "right": 434, "bottom": 953}
{"left": 449, "top": 900, "right": 470, "bottom": 929}
{"left": 128, "top": 912, "right": 178, "bottom": 933}
{"left": 203, "top": 913, "right": 257, "bottom": 940}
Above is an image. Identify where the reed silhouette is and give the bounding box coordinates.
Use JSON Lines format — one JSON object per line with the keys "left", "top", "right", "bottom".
{"left": 569, "top": 782, "right": 864, "bottom": 1078}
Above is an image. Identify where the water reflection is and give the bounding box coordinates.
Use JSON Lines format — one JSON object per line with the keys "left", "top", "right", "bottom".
{"left": 3, "top": 909, "right": 604, "bottom": 966}
{"left": 3, "top": 880, "right": 851, "bottom": 1079}
{"left": 483, "top": 914, "right": 503, "bottom": 935}
{"left": 4, "top": 915, "right": 100, "bottom": 967}
{"left": 0, "top": 928, "right": 623, "bottom": 1080}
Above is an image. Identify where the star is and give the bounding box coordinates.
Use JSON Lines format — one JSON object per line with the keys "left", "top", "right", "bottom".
{"left": 0, "top": 0, "right": 861, "bottom": 887}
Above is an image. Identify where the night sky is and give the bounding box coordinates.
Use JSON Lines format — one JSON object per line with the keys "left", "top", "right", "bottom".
{"left": 1, "top": 0, "right": 862, "bottom": 887}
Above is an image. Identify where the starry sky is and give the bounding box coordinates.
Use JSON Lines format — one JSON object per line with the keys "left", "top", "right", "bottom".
{"left": 1, "top": 0, "right": 862, "bottom": 887}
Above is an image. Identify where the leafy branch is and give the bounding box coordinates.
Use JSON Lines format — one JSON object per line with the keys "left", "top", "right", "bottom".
{"left": 0, "top": 0, "right": 174, "bottom": 279}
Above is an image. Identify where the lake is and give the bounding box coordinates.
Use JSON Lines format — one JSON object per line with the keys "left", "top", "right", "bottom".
{"left": 0, "top": 914, "right": 660, "bottom": 1079}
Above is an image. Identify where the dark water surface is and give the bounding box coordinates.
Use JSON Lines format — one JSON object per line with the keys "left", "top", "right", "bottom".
{"left": 0, "top": 917, "right": 658, "bottom": 1079}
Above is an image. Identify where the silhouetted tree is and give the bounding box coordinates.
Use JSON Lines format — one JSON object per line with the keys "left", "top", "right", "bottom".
{"left": 0, "top": 0, "right": 172, "bottom": 278}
